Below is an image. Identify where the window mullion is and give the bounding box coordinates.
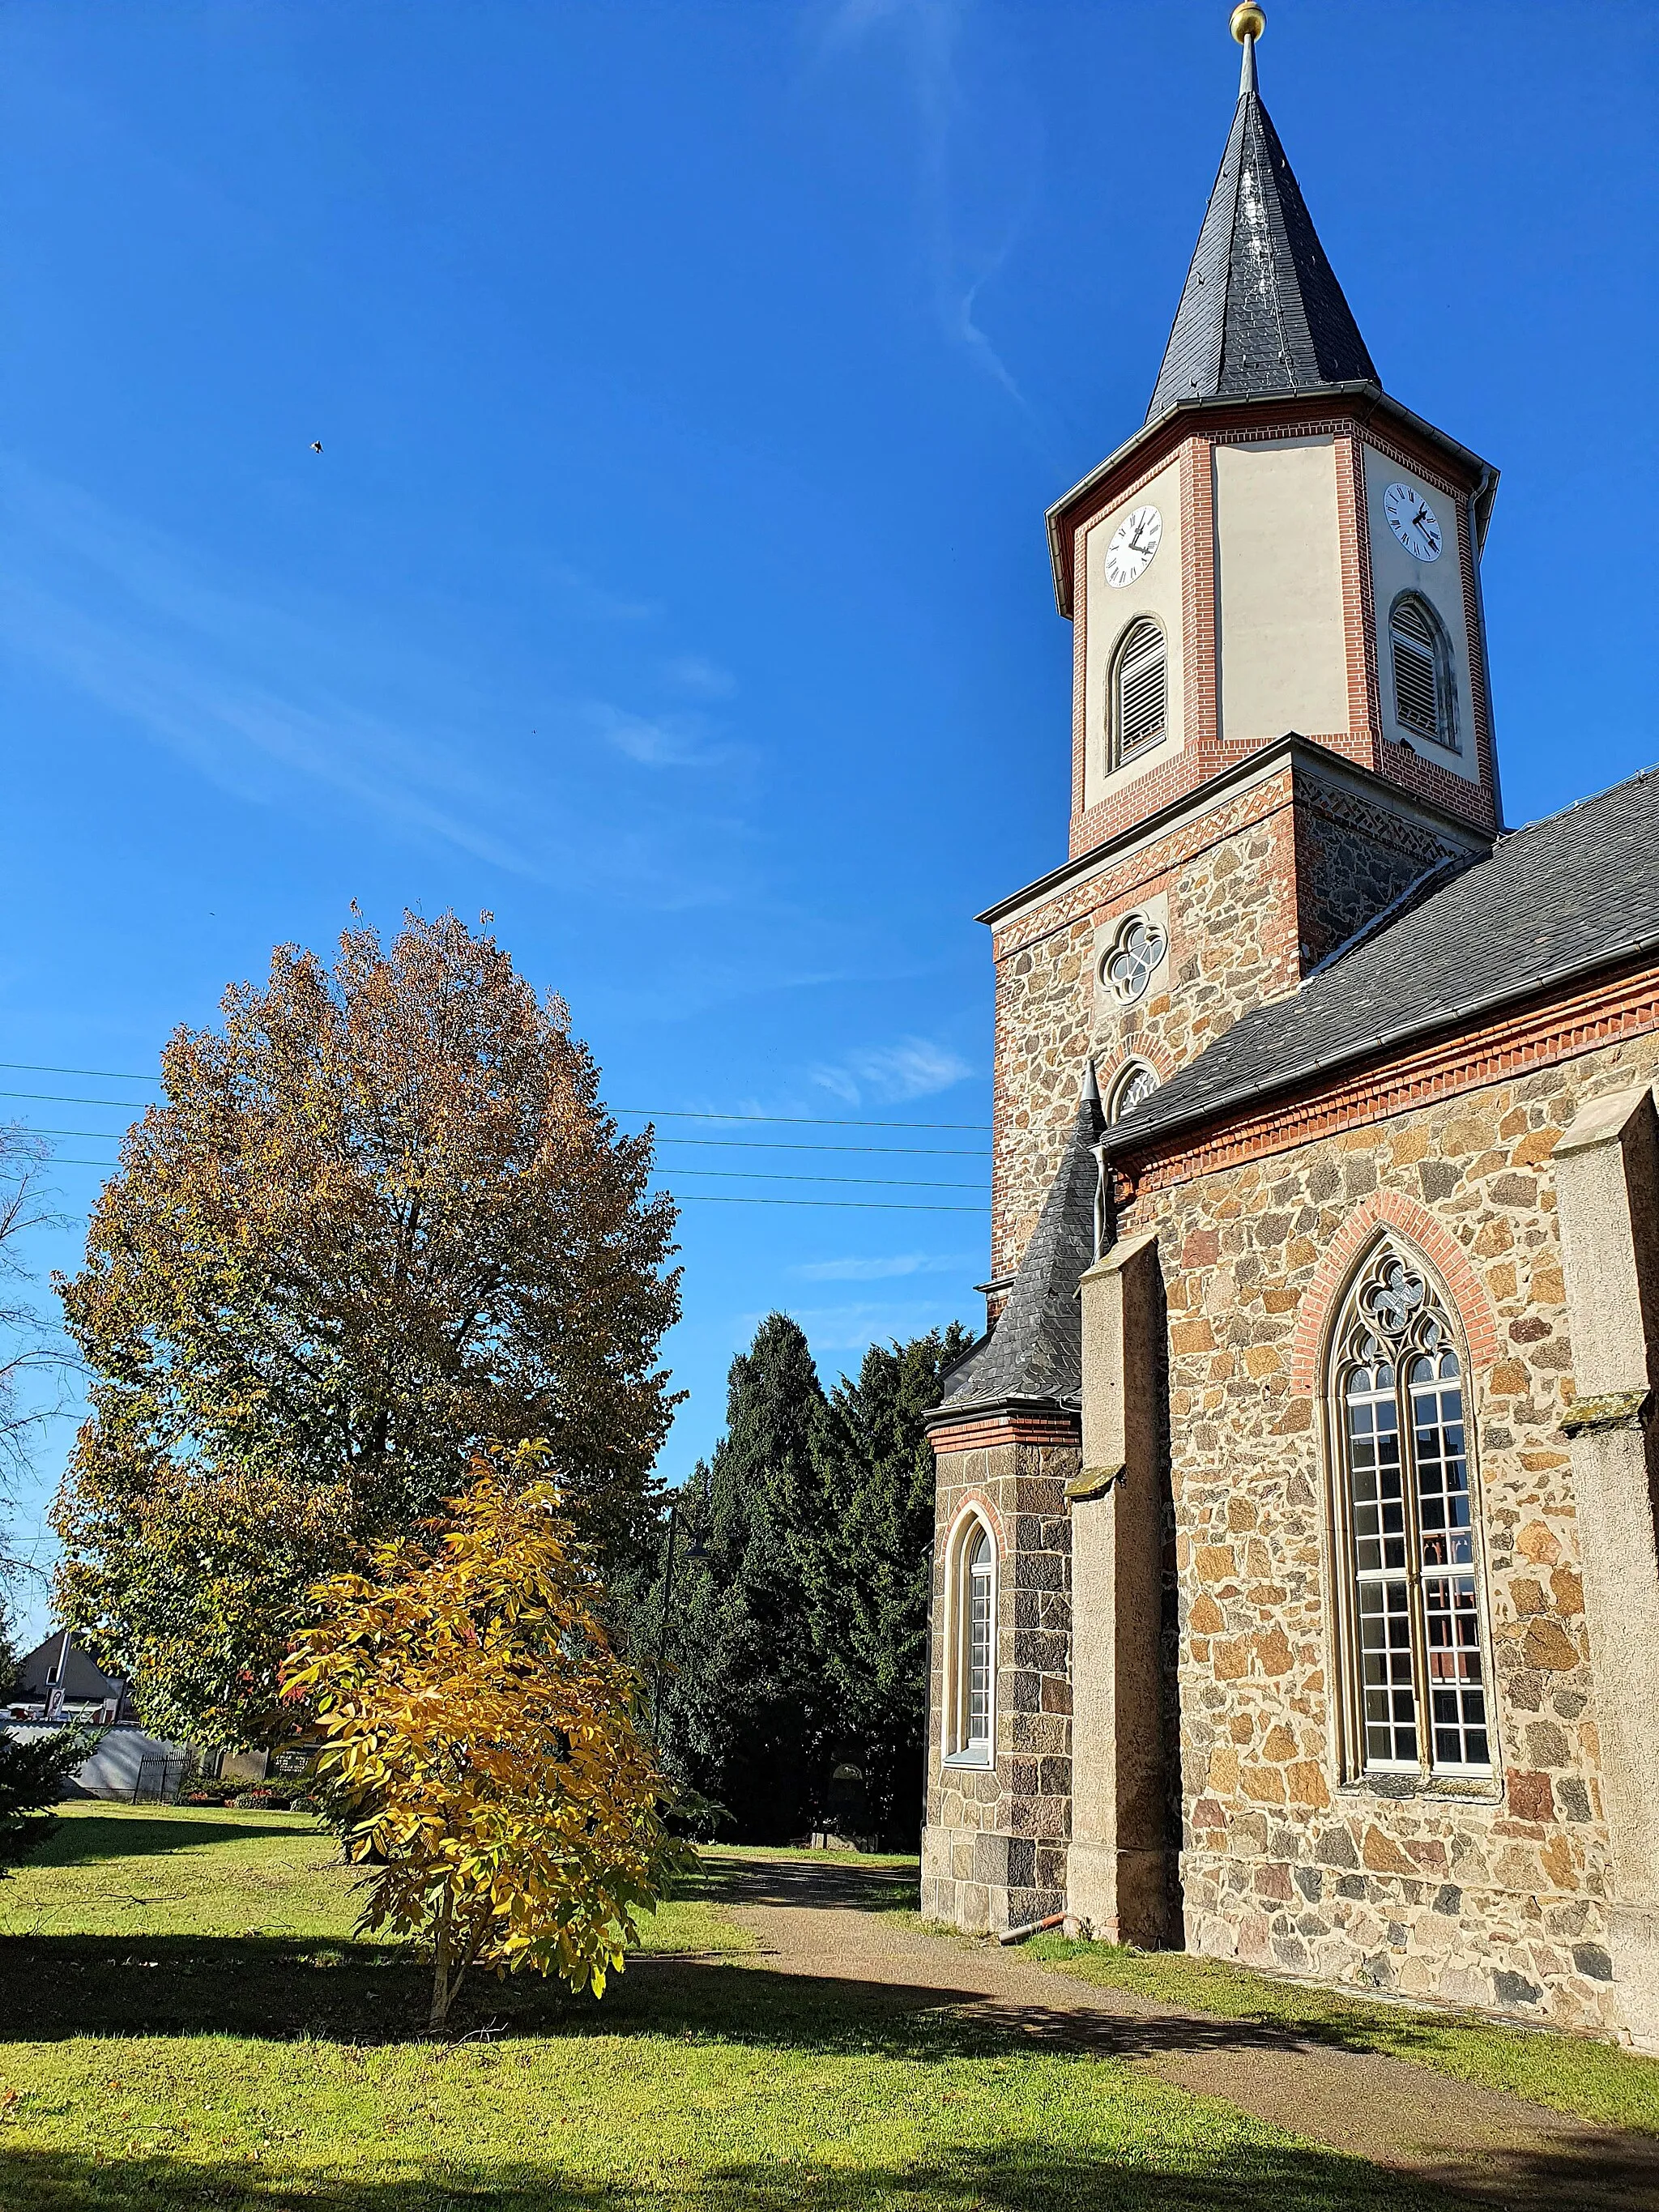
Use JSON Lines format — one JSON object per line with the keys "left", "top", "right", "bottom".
{"left": 1398, "top": 1364, "right": 1434, "bottom": 1778}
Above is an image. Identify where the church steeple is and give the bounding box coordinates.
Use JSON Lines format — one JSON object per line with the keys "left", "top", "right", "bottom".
{"left": 1146, "top": 5, "right": 1377, "bottom": 423}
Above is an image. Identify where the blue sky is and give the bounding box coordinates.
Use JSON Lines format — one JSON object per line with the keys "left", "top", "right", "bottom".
{"left": 2, "top": 1, "right": 1656, "bottom": 1643}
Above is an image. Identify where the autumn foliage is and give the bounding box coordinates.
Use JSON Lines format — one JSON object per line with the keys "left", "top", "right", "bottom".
{"left": 281, "top": 1458, "right": 679, "bottom": 2028}
{"left": 53, "top": 911, "right": 680, "bottom": 1749}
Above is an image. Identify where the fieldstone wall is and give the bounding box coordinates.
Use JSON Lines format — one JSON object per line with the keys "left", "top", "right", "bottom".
{"left": 1109, "top": 1029, "right": 1659, "bottom": 2037}
{"left": 923, "top": 1431, "right": 1077, "bottom": 1933}
{"left": 991, "top": 765, "right": 1301, "bottom": 1281}
{"left": 1294, "top": 771, "right": 1476, "bottom": 968}
{"left": 988, "top": 757, "right": 1479, "bottom": 1283}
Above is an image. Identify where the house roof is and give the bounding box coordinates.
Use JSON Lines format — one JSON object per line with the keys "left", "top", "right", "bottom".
{"left": 936, "top": 1068, "right": 1101, "bottom": 1417}
{"left": 1107, "top": 764, "right": 1659, "bottom": 1158}
{"left": 1145, "top": 32, "right": 1377, "bottom": 423}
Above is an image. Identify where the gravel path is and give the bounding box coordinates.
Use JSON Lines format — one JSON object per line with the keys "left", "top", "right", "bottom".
{"left": 721, "top": 1852, "right": 1659, "bottom": 2211}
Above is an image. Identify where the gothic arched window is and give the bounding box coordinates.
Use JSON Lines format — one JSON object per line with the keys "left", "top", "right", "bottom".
{"left": 942, "top": 1510, "right": 996, "bottom": 1766}
{"left": 1107, "top": 1057, "right": 1160, "bottom": 1123}
{"left": 1389, "top": 593, "right": 1456, "bottom": 751}
{"left": 1111, "top": 617, "right": 1167, "bottom": 769}
{"left": 1328, "top": 1240, "right": 1492, "bottom": 1778}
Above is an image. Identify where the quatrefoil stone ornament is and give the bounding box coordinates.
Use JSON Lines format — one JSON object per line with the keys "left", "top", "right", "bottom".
{"left": 1103, "top": 915, "right": 1169, "bottom": 1005}
{"left": 1362, "top": 1259, "right": 1425, "bottom": 1339}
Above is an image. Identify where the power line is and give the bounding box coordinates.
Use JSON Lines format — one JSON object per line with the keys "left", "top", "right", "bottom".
{"left": 0, "top": 1063, "right": 162, "bottom": 1085}
{"left": 37, "top": 1157, "right": 986, "bottom": 1211}
{"left": 6, "top": 1113, "right": 991, "bottom": 1161}
{"left": 657, "top": 1167, "right": 983, "bottom": 1191}
{"left": 618, "top": 1107, "right": 989, "bottom": 1132}
{"left": 657, "top": 1135, "right": 990, "bottom": 1157}
{"left": 0, "top": 1066, "right": 989, "bottom": 1133}
{"left": 668, "top": 1194, "right": 987, "bottom": 1213}
{"left": 27, "top": 1138, "right": 983, "bottom": 1192}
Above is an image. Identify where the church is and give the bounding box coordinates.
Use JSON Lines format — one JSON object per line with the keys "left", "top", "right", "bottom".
{"left": 922, "top": 6, "right": 1659, "bottom": 2052}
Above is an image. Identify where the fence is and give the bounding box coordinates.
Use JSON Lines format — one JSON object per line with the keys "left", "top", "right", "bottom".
{"left": 130, "top": 1755, "right": 188, "bottom": 1805}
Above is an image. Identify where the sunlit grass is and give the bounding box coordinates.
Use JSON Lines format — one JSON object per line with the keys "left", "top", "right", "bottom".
{"left": 0, "top": 1806, "right": 1436, "bottom": 2212}
{"left": 1026, "top": 1931, "right": 1659, "bottom": 2137}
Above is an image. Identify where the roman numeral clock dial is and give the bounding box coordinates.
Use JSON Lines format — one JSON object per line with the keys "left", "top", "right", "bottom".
{"left": 1105, "top": 505, "right": 1162, "bottom": 588}
{"left": 1384, "top": 481, "right": 1444, "bottom": 562}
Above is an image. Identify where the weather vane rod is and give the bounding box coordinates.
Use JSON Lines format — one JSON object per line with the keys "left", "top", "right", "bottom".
{"left": 1230, "top": 3, "right": 1265, "bottom": 96}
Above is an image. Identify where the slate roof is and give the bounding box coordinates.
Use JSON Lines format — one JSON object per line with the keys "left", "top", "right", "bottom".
{"left": 1107, "top": 765, "right": 1659, "bottom": 1157}
{"left": 1145, "top": 36, "right": 1377, "bottom": 423}
{"left": 937, "top": 1068, "right": 1102, "bottom": 1415}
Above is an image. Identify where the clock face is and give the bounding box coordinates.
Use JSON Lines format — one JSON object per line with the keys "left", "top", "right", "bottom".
{"left": 1105, "top": 505, "right": 1162, "bottom": 588}
{"left": 1384, "top": 482, "right": 1444, "bottom": 562}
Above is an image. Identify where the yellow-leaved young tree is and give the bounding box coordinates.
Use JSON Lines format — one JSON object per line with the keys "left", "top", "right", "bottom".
{"left": 280, "top": 1456, "right": 680, "bottom": 2029}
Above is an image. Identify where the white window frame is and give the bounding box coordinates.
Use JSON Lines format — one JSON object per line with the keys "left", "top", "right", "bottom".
{"left": 940, "top": 1506, "right": 997, "bottom": 1769}
{"left": 1324, "top": 1235, "right": 1496, "bottom": 1787}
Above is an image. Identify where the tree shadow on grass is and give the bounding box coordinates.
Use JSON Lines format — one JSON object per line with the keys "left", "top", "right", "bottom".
{"left": 6, "top": 1946, "right": 1658, "bottom": 2209}
{"left": 0, "top": 2135, "right": 1473, "bottom": 2212}
{"left": 701, "top": 1853, "right": 916, "bottom": 1916}
{"left": 11, "top": 2128, "right": 1659, "bottom": 2212}
{"left": 14, "top": 1812, "right": 310, "bottom": 1867}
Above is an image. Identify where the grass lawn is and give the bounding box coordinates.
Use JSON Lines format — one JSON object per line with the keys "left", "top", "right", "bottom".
{"left": 0, "top": 1805, "right": 1454, "bottom": 2211}
{"left": 1024, "top": 1932, "right": 1659, "bottom": 2140}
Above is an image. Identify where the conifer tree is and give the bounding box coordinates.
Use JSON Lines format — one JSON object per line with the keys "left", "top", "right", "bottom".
{"left": 655, "top": 1315, "right": 834, "bottom": 1841}
{"left": 800, "top": 1324, "right": 974, "bottom": 1843}
{"left": 638, "top": 1314, "right": 970, "bottom": 1847}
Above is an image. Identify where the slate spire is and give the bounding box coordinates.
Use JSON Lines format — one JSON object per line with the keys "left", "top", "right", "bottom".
{"left": 936, "top": 1063, "right": 1103, "bottom": 1417}
{"left": 1145, "top": 9, "right": 1377, "bottom": 423}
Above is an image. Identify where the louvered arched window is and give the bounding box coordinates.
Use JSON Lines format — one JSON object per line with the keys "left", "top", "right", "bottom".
{"left": 1111, "top": 617, "right": 1167, "bottom": 769}
{"left": 1389, "top": 594, "right": 1456, "bottom": 750}
{"left": 1328, "top": 1240, "right": 1492, "bottom": 1778}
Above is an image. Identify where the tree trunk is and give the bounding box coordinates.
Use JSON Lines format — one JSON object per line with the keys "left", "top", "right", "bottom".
{"left": 429, "top": 1890, "right": 454, "bottom": 2029}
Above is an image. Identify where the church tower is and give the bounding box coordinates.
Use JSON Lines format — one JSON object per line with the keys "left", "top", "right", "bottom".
{"left": 982, "top": 2, "right": 1501, "bottom": 1295}
{"left": 924, "top": 6, "right": 1508, "bottom": 1941}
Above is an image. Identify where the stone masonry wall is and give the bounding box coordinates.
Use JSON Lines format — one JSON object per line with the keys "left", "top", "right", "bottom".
{"left": 988, "top": 757, "right": 1478, "bottom": 1282}
{"left": 1294, "top": 773, "right": 1476, "bottom": 970}
{"left": 923, "top": 1433, "right": 1077, "bottom": 1933}
{"left": 991, "top": 765, "right": 1301, "bottom": 1281}
{"left": 1109, "top": 1028, "right": 1659, "bottom": 2037}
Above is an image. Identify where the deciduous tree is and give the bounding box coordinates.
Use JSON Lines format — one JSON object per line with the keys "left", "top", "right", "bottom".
{"left": 53, "top": 912, "right": 680, "bottom": 1749}
{"left": 282, "top": 1456, "right": 676, "bottom": 2027}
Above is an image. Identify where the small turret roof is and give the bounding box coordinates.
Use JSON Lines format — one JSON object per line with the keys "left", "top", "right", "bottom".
{"left": 936, "top": 1068, "right": 1101, "bottom": 1417}
{"left": 1145, "top": 31, "right": 1377, "bottom": 422}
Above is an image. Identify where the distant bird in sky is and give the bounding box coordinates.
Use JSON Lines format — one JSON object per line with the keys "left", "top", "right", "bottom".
{"left": 310, "top": 441, "right": 322, "bottom": 453}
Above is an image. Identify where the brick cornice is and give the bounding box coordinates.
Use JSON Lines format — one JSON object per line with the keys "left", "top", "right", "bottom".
{"left": 1111, "top": 959, "right": 1659, "bottom": 1200}
{"left": 928, "top": 1405, "right": 1081, "bottom": 1455}
{"left": 1287, "top": 1190, "right": 1500, "bottom": 1396}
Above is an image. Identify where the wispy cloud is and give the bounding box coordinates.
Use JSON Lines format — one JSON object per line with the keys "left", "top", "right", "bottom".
{"left": 809, "top": 1037, "right": 975, "bottom": 1104}
{"left": 791, "top": 1251, "right": 969, "bottom": 1282}
{"left": 583, "top": 701, "right": 733, "bottom": 769}
{"left": 736, "top": 1298, "right": 970, "bottom": 1354}
{"left": 823, "top": 0, "right": 1030, "bottom": 407}
{"left": 666, "top": 654, "right": 737, "bottom": 701}
{"left": 0, "top": 454, "right": 748, "bottom": 893}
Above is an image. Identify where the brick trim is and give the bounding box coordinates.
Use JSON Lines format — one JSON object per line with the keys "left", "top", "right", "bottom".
{"left": 929, "top": 1409, "right": 1081, "bottom": 1455}
{"left": 1104, "top": 1034, "right": 1177, "bottom": 1088}
{"left": 1182, "top": 433, "right": 1218, "bottom": 757}
{"left": 1050, "top": 392, "right": 1486, "bottom": 610}
{"left": 1288, "top": 1190, "right": 1500, "bottom": 1394}
{"left": 940, "top": 1486, "right": 1009, "bottom": 1551}
{"left": 1114, "top": 960, "right": 1659, "bottom": 1199}
{"left": 1334, "top": 429, "right": 1381, "bottom": 747}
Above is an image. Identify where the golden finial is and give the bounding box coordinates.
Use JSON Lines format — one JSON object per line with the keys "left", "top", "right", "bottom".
{"left": 1230, "top": 4, "right": 1265, "bottom": 42}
